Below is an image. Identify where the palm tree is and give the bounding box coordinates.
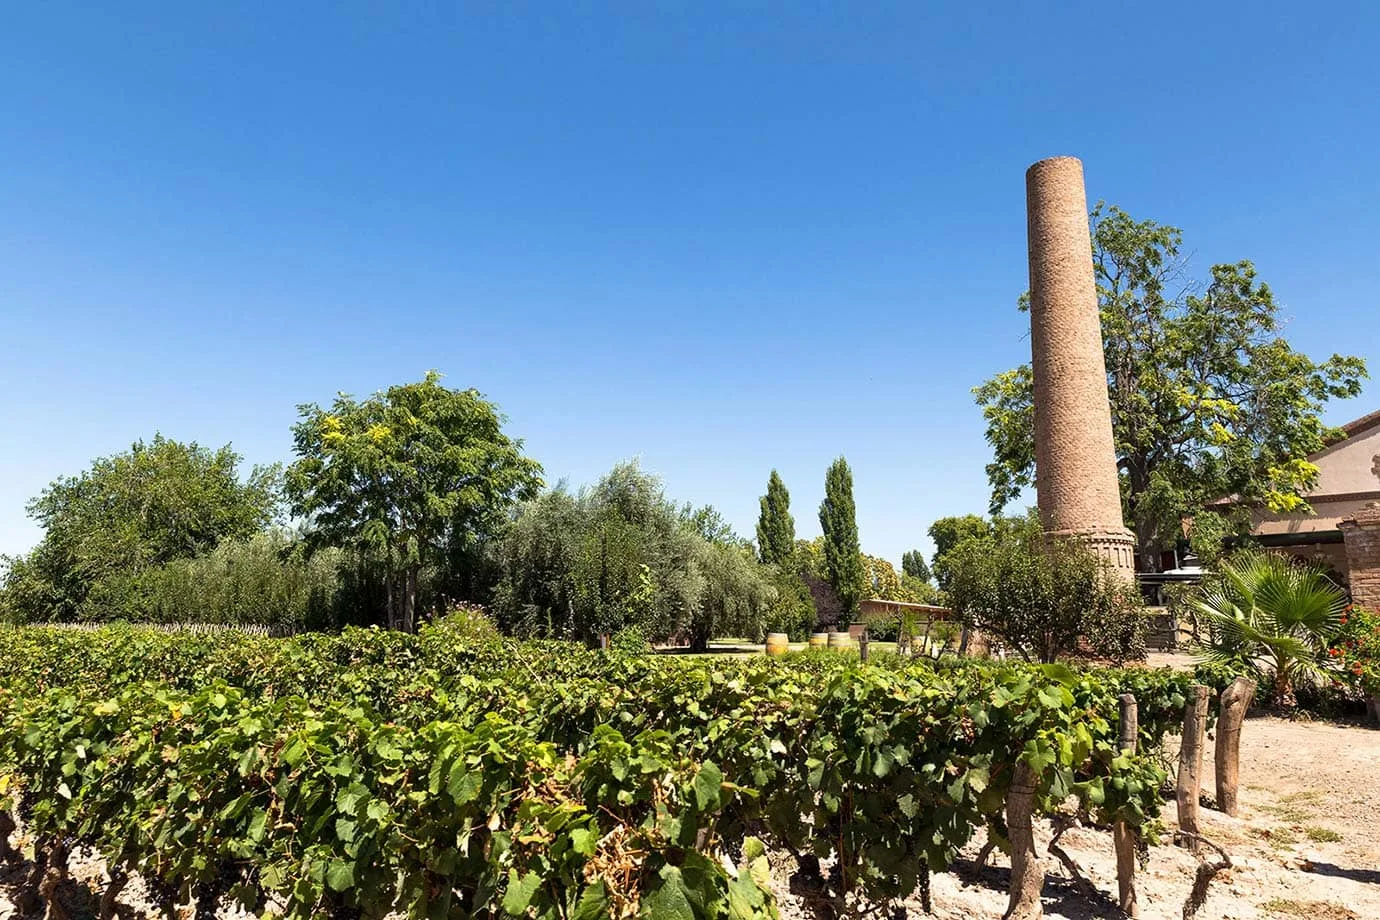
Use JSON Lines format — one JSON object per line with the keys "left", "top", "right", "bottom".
{"left": 1190, "top": 552, "right": 1346, "bottom": 708}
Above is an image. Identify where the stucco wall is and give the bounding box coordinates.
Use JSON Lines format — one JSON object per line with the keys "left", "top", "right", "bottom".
{"left": 1311, "top": 423, "right": 1380, "bottom": 494}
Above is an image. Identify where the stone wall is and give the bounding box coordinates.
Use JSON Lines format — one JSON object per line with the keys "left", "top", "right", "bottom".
{"left": 1340, "top": 504, "right": 1380, "bottom": 609}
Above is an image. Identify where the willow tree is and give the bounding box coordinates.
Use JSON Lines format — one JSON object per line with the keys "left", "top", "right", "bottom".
{"left": 286, "top": 372, "right": 542, "bottom": 631}
{"left": 975, "top": 204, "right": 1366, "bottom": 569}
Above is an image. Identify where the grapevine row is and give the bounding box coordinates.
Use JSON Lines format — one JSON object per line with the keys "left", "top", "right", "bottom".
{"left": 0, "top": 623, "right": 1204, "bottom": 917}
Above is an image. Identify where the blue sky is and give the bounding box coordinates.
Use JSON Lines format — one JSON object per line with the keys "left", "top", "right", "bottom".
{"left": 3, "top": 2, "right": 1377, "bottom": 565}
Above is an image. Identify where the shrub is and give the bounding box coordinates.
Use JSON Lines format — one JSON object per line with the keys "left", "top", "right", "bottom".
{"left": 137, "top": 531, "right": 349, "bottom": 630}
{"left": 944, "top": 514, "right": 1146, "bottom": 663}
{"left": 1190, "top": 551, "right": 1346, "bottom": 708}
{"left": 1329, "top": 606, "right": 1380, "bottom": 721}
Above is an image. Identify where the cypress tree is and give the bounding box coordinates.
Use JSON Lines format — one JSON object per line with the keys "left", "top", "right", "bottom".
{"left": 755, "top": 470, "right": 796, "bottom": 565}
{"left": 818, "top": 457, "right": 865, "bottom": 614}
{"left": 901, "top": 549, "right": 932, "bottom": 584}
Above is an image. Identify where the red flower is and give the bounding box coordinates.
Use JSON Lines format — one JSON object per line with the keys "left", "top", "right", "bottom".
{"left": 1329, "top": 648, "right": 1340, "bottom": 657}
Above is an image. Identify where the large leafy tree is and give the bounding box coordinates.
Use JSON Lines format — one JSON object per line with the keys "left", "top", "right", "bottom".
{"left": 1, "top": 435, "right": 280, "bottom": 621}
{"left": 819, "top": 457, "right": 865, "bottom": 615}
{"left": 286, "top": 373, "right": 542, "bottom": 631}
{"left": 927, "top": 515, "right": 992, "bottom": 590}
{"left": 755, "top": 470, "right": 796, "bottom": 565}
{"left": 975, "top": 204, "right": 1366, "bottom": 569}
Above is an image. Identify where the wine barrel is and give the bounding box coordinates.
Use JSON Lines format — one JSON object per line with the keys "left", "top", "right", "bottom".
{"left": 765, "top": 633, "right": 790, "bottom": 656}
{"left": 808, "top": 632, "right": 829, "bottom": 649}
{"left": 828, "top": 631, "right": 852, "bottom": 649}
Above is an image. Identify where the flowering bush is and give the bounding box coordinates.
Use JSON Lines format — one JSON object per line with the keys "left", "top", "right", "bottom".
{"left": 1329, "top": 605, "right": 1380, "bottom": 699}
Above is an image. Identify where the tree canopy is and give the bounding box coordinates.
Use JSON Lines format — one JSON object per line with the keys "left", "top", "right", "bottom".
{"left": 286, "top": 372, "right": 542, "bottom": 631}
{"left": 819, "top": 457, "right": 865, "bottom": 614}
{"left": 755, "top": 470, "right": 796, "bottom": 566}
{"left": 901, "top": 549, "right": 931, "bottom": 584}
{"left": 927, "top": 514, "right": 993, "bottom": 590}
{"left": 0, "top": 435, "right": 279, "bottom": 621}
{"left": 493, "top": 461, "right": 779, "bottom": 648}
{"left": 975, "top": 204, "right": 1366, "bottom": 569}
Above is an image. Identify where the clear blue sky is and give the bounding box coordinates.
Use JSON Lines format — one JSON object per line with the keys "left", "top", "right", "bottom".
{"left": 3, "top": 2, "right": 1377, "bottom": 565}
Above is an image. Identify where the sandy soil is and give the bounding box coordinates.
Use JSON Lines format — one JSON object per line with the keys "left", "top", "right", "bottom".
{"left": 2, "top": 715, "right": 1376, "bottom": 919}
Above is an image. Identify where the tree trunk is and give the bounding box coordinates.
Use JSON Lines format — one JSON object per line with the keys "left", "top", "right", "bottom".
{"left": 40, "top": 837, "right": 70, "bottom": 920}
{"left": 1125, "top": 458, "right": 1160, "bottom": 573}
{"left": 403, "top": 567, "right": 418, "bottom": 633}
{"left": 1114, "top": 693, "right": 1139, "bottom": 917}
{"left": 1271, "top": 667, "right": 1296, "bottom": 710}
{"left": 1003, "top": 761, "right": 1045, "bottom": 920}
{"left": 99, "top": 867, "right": 128, "bottom": 920}
{"left": 384, "top": 572, "right": 397, "bottom": 631}
{"left": 1176, "top": 685, "right": 1209, "bottom": 852}
{"left": 1215, "top": 676, "right": 1256, "bottom": 817}
{"left": 0, "top": 810, "right": 16, "bottom": 863}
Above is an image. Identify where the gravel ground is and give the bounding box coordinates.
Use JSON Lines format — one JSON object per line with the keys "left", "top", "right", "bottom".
{"left": 3, "top": 715, "right": 1375, "bottom": 919}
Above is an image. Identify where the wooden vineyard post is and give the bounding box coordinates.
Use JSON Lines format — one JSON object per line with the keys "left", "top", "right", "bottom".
{"left": 1176, "top": 685, "right": 1210, "bottom": 852}
{"left": 1113, "top": 693, "right": 1139, "bottom": 917}
{"left": 1214, "top": 675, "right": 1256, "bottom": 817}
{"left": 1003, "top": 760, "right": 1046, "bottom": 920}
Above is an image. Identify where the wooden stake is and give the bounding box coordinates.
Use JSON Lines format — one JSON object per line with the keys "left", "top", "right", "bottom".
{"left": 1176, "top": 685, "right": 1210, "bottom": 852}
{"left": 0, "top": 810, "right": 15, "bottom": 863}
{"left": 1003, "top": 760, "right": 1045, "bottom": 919}
{"left": 1114, "top": 692, "right": 1139, "bottom": 917}
{"left": 1214, "top": 676, "right": 1256, "bottom": 817}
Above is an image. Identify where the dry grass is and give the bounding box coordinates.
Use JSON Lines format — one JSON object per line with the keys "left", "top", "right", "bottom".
{"left": 1250, "top": 825, "right": 1300, "bottom": 849}
{"left": 1259, "top": 898, "right": 1359, "bottom": 919}
{"left": 1303, "top": 825, "right": 1343, "bottom": 843}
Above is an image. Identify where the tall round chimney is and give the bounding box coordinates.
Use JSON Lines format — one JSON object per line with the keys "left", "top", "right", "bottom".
{"left": 1026, "top": 156, "right": 1136, "bottom": 578}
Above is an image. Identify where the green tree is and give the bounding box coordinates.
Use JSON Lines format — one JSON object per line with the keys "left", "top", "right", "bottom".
{"left": 927, "top": 515, "right": 992, "bottom": 590}
{"left": 818, "top": 458, "right": 865, "bottom": 615}
{"left": 691, "top": 541, "right": 775, "bottom": 648}
{"left": 286, "top": 373, "right": 542, "bottom": 632}
{"left": 139, "top": 530, "right": 351, "bottom": 630}
{"left": 755, "top": 470, "right": 796, "bottom": 565}
{"left": 681, "top": 503, "right": 737, "bottom": 546}
{"left": 861, "top": 553, "right": 902, "bottom": 601}
{"left": 1191, "top": 551, "right": 1346, "bottom": 708}
{"left": 975, "top": 204, "right": 1366, "bottom": 570}
{"left": 944, "top": 513, "right": 1146, "bottom": 663}
{"left": 901, "top": 549, "right": 931, "bottom": 584}
{"left": 493, "top": 461, "right": 777, "bottom": 648}
{"left": 0, "top": 435, "right": 280, "bottom": 622}
{"left": 761, "top": 565, "right": 817, "bottom": 639}
{"left": 794, "top": 537, "right": 826, "bottom": 581}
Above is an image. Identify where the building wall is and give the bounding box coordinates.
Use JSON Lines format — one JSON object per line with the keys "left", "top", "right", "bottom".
{"left": 1311, "top": 423, "right": 1380, "bottom": 494}
{"left": 1252, "top": 496, "right": 1378, "bottom": 536}
{"left": 1247, "top": 423, "right": 1380, "bottom": 537}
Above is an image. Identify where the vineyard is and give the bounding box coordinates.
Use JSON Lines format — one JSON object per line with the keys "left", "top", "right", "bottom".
{"left": 0, "top": 621, "right": 1204, "bottom": 919}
